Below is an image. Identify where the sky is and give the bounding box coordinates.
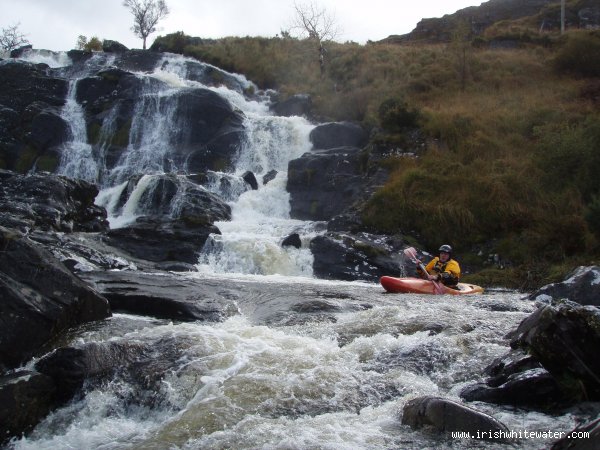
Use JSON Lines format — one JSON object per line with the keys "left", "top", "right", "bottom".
{"left": 1, "top": 0, "right": 484, "bottom": 52}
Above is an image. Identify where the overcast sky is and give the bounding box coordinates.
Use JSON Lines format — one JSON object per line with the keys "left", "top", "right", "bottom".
{"left": 1, "top": 0, "right": 484, "bottom": 52}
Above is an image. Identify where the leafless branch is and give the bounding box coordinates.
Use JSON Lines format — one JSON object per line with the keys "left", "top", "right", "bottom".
{"left": 123, "top": 0, "right": 169, "bottom": 49}
{"left": 0, "top": 23, "right": 30, "bottom": 52}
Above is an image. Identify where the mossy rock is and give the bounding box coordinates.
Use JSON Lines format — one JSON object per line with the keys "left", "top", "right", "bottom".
{"left": 15, "top": 146, "right": 39, "bottom": 174}
{"left": 35, "top": 154, "right": 59, "bottom": 172}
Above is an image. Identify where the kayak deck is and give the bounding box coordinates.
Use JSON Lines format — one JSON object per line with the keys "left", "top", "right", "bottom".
{"left": 380, "top": 276, "right": 484, "bottom": 295}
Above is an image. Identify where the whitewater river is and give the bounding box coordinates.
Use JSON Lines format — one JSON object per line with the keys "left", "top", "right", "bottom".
{"left": 11, "top": 275, "right": 583, "bottom": 450}
{"left": 9, "top": 50, "right": 589, "bottom": 449}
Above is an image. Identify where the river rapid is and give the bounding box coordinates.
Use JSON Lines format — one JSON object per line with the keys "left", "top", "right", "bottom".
{"left": 8, "top": 50, "right": 587, "bottom": 449}
{"left": 11, "top": 276, "right": 582, "bottom": 450}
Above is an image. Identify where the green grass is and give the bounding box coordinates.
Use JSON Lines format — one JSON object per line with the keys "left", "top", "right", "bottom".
{"left": 151, "top": 29, "right": 600, "bottom": 289}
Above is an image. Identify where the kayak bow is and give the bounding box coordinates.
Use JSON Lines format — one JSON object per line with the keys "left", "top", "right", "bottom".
{"left": 380, "top": 276, "right": 484, "bottom": 295}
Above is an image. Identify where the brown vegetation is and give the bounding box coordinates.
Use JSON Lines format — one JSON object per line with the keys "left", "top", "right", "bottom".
{"left": 152, "top": 29, "right": 600, "bottom": 288}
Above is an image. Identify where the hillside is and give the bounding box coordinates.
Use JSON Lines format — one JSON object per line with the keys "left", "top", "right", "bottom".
{"left": 380, "top": 0, "right": 600, "bottom": 44}
{"left": 151, "top": 8, "right": 600, "bottom": 288}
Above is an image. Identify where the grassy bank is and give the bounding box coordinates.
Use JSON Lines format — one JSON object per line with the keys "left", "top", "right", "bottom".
{"left": 153, "top": 29, "right": 600, "bottom": 288}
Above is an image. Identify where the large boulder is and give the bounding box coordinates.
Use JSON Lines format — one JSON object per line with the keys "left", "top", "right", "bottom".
{"left": 460, "top": 300, "right": 600, "bottom": 409}
{"left": 510, "top": 300, "right": 600, "bottom": 401}
{"left": 309, "top": 122, "right": 368, "bottom": 150}
{"left": 402, "top": 396, "right": 510, "bottom": 441}
{"left": 460, "top": 368, "right": 568, "bottom": 408}
{"left": 80, "top": 270, "right": 240, "bottom": 322}
{"left": 287, "top": 147, "right": 368, "bottom": 221}
{"left": 102, "top": 40, "right": 129, "bottom": 53}
{"left": 104, "top": 173, "right": 231, "bottom": 264}
{"left": 0, "top": 370, "right": 57, "bottom": 444}
{"left": 35, "top": 341, "right": 151, "bottom": 401}
{"left": 172, "top": 87, "right": 246, "bottom": 173}
{"left": 0, "top": 60, "right": 69, "bottom": 172}
{"left": 75, "top": 68, "right": 245, "bottom": 180}
{"left": 310, "top": 232, "right": 405, "bottom": 282}
{"left": 106, "top": 216, "right": 221, "bottom": 264}
{"left": 530, "top": 266, "right": 600, "bottom": 306}
{"left": 0, "top": 170, "right": 108, "bottom": 233}
{"left": 552, "top": 417, "right": 600, "bottom": 450}
{"left": 270, "top": 93, "right": 312, "bottom": 118}
{"left": 0, "top": 226, "right": 111, "bottom": 371}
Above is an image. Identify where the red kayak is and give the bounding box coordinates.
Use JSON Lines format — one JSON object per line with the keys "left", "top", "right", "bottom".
{"left": 380, "top": 276, "right": 484, "bottom": 295}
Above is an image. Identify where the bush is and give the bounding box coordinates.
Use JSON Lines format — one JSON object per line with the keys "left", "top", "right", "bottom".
{"left": 378, "top": 98, "right": 420, "bottom": 132}
{"left": 553, "top": 31, "right": 600, "bottom": 77}
{"left": 534, "top": 116, "right": 600, "bottom": 201}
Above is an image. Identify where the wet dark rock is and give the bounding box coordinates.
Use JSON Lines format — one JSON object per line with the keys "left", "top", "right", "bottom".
{"left": 113, "top": 173, "right": 232, "bottom": 222}
{"left": 327, "top": 212, "right": 364, "bottom": 232}
{"left": 461, "top": 300, "right": 600, "bottom": 410}
{"left": 263, "top": 169, "right": 278, "bottom": 185}
{"left": 530, "top": 266, "right": 600, "bottom": 307}
{"left": 102, "top": 40, "right": 129, "bottom": 53}
{"left": 76, "top": 69, "right": 245, "bottom": 176}
{"left": 0, "top": 60, "right": 69, "bottom": 172}
{"left": 282, "top": 233, "right": 302, "bottom": 249}
{"left": 0, "top": 370, "right": 57, "bottom": 443}
{"left": 172, "top": 88, "right": 246, "bottom": 173}
{"left": 28, "top": 230, "right": 149, "bottom": 273}
{"left": 9, "top": 45, "right": 33, "bottom": 58}
{"left": 510, "top": 300, "right": 600, "bottom": 401}
{"left": 112, "top": 49, "right": 164, "bottom": 73}
{"left": 0, "top": 226, "right": 111, "bottom": 371}
{"left": 35, "top": 341, "right": 150, "bottom": 401}
{"left": 167, "top": 58, "right": 249, "bottom": 93}
{"left": 80, "top": 270, "right": 240, "bottom": 321}
{"left": 309, "top": 122, "right": 368, "bottom": 150}
{"left": 483, "top": 349, "right": 543, "bottom": 387}
{"left": 461, "top": 368, "right": 568, "bottom": 408}
{"left": 242, "top": 170, "right": 259, "bottom": 190}
{"left": 0, "top": 59, "right": 66, "bottom": 113}
{"left": 270, "top": 93, "right": 312, "bottom": 117}
{"left": 104, "top": 173, "right": 231, "bottom": 264}
{"left": 552, "top": 417, "right": 600, "bottom": 450}
{"left": 287, "top": 147, "right": 368, "bottom": 221}
{"left": 0, "top": 171, "right": 109, "bottom": 233}
{"left": 310, "top": 232, "right": 405, "bottom": 282}
{"left": 106, "top": 217, "right": 221, "bottom": 264}
{"left": 402, "top": 396, "right": 510, "bottom": 441}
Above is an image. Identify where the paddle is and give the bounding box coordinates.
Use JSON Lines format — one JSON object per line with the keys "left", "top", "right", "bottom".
{"left": 403, "top": 247, "right": 444, "bottom": 294}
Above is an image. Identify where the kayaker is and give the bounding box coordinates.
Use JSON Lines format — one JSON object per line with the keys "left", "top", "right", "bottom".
{"left": 416, "top": 244, "right": 461, "bottom": 288}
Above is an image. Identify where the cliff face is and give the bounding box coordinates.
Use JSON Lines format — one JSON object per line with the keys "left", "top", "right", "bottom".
{"left": 381, "top": 0, "right": 600, "bottom": 44}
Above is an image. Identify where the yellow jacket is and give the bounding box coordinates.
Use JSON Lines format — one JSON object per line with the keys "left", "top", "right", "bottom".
{"left": 420, "top": 257, "right": 461, "bottom": 285}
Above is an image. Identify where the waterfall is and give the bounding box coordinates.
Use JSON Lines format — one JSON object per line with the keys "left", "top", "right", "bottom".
{"left": 197, "top": 114, "right": 317, "bottom": 277}
{"left": 57, "top": 79, "right": 98, "bottom": 183}
{"left": 77, "top": 53, "right": 320, "bottom": 276}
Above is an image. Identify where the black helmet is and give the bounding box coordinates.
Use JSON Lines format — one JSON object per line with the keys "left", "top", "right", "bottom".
{"left": 439, "top": 244, "right": 452, "bottom": 254}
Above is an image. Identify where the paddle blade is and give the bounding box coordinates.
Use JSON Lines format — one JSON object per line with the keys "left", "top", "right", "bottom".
{"left": 403, "top": 247, "right": 418, "bottom": 260}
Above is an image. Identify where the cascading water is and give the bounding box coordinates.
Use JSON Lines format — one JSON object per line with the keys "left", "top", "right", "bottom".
{"left": 65, "top": 52, "right": 320, "bottom": 276}
{"left": 57, "top": 79, "right": 98, "bottom": 182}
{"left": 9, "top": 51, "right": 591, "bottom": 450}
{"left": 197, "top": 112, "right": 318, "bottom": 277}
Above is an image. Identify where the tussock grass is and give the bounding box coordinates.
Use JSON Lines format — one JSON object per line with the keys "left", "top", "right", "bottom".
{"left": 153, "top": 29, "right": 600, "bottom": 287}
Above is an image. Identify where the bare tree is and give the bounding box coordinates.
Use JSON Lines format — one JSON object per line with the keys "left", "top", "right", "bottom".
{"left": 0, "top": 23, "right": 30, "bottom": 52}
{"left": 122, "top": 0, "right": 169, "bottom": 50}
{"left": 288, "top": 1, "right": 340, "bottom": 76}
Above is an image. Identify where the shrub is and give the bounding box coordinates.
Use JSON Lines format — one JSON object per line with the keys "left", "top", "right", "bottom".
{"left": 378, "top": 98, "right": 420, "bottom": 132}
{"left": 84, "top": 37, "right": 103, "bottom": 52}
{"left": 553, "top": 31, "right": 600, "bottom": 77}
